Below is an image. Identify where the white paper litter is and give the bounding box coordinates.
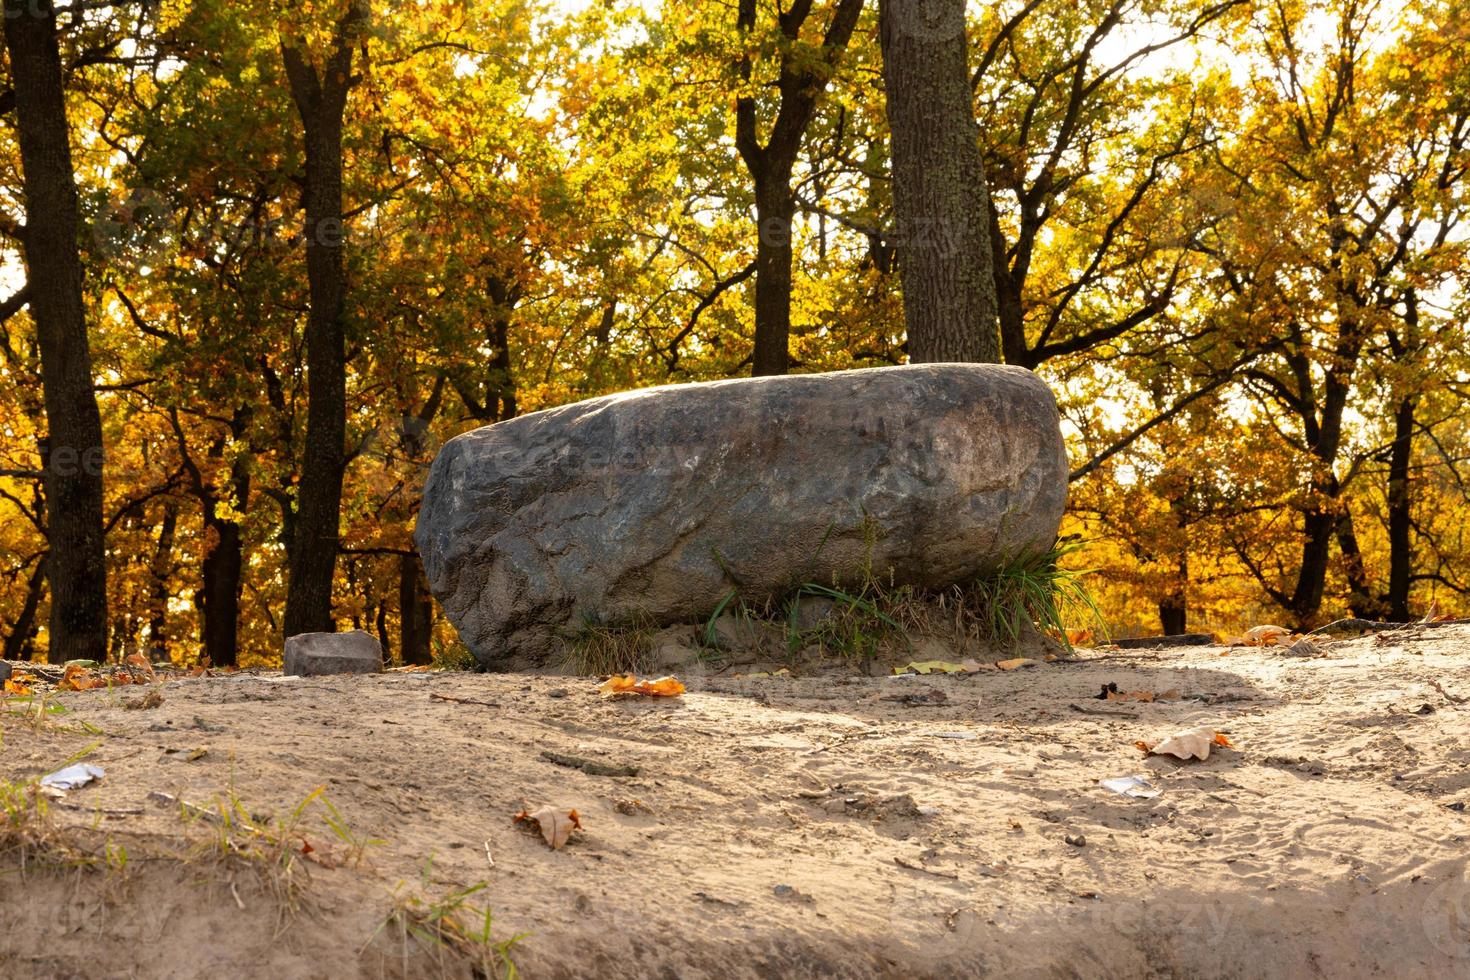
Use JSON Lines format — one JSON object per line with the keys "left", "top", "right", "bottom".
{"left": 40, "top": 763, "right": 105, "bottom": 791}
{"left": 1099, "top": 775, "right": 1162, "bottom": 799}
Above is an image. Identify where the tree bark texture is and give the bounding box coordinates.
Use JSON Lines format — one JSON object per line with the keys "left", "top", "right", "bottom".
{"left": 879, "top": 0, "right": 1000, "bottom": 364}
{"left": 4, "top": 0, "right": 109, "bottom": 663}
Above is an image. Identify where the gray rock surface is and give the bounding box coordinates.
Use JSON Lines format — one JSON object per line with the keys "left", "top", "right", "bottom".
{"left": 650, "top": 628, "right": 701, "bottom": 671}
{"left": 706, "top": 612, "right": 764, "bottom": 652}
{"left": 789, "top": 596, "right": 838, "bottom": 633}
{"left": 283, "top": 630, "right": 383, "bottom": 677}
{"left": 417, "top": 364, "right": 1068, "bottom": 669}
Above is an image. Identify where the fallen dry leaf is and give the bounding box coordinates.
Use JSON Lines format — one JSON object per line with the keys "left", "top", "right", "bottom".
{"left": 1237, "top": 625, "right": 1294, "bottom": 647}
{"left": 995, "top": 658, "right": 1038, "bottom": 671}
{"left": 3, "top": 676, "right": 32, "bottom": 697}
{"left": 124, "top": 653, "right": 154, "bottom": 671}
{"left": 514, "top": 806, "right": 583, "bottom": 849}
{"left": 57, "top": 664, "right": 109, "bottom": 691}
{"left": 1135, "top": 726, "right": 1234, "bottom": 761}
{"left": 894, "top": 660, "right": 975, "bottom": 675}
{"left": 598, "top": 674, "right": 686, "bottom": 699}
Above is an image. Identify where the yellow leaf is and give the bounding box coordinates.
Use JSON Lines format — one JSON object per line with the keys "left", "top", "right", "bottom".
{"left": 897, "top": 660, "right": 968, "bottom": 675}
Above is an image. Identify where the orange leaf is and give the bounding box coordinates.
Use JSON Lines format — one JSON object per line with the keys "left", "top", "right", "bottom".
{"left": 598, "top": 674, "right": 686, "bottom": 699}
{"left": 58, "top": 664, "right": 87, "bottom": 691}
{"left": 125, "top": 653, "right": 156, "bottom": 680}
{"left": 3, "top": 677, "right": 31, "bottom": 697}
{"left": 1242, "top": 625, "right": 1291, "bottom": 647}
{"left": 59, "top": 664, "right": 112, "bottom": 691}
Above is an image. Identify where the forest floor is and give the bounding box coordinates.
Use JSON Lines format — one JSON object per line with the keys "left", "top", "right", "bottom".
{"left": 2, "top": 625, "right": 1469, "bottom": 978}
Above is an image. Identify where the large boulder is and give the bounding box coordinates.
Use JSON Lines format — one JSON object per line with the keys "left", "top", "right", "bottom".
{"left": 416, "top": 364, "right": 1067, "bottom": 669}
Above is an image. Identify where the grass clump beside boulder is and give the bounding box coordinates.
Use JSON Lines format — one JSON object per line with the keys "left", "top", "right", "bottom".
{"left": 773, "top": 540, "right": 1105, "bottom": 666}
{"left": 563, "top": 614, "right": 661, "bottom": 677}
{"left": 929, "top": 541, "right": 1107, "bottom": 652}
{"left": 557, "top": 542, "right": 1106, "bottom": 676}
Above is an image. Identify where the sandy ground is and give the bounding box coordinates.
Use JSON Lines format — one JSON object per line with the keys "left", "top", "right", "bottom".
{"left": 3, "top": 626, "right": 1470, "bottom": 978}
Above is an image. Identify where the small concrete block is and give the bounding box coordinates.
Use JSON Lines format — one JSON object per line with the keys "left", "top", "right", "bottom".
{"left": 283, "top": 630, "right": 383, "bottom": 677}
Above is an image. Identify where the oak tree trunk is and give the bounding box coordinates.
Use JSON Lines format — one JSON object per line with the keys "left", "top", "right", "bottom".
{"left": 752, "top": 182, "right": 797, "bottom": 376}
{"left": 281, "top": 4, "right": 366, "bottom": 638}
{"left": 1285, "top": 355, "right": 1357, "bottom": 626}
{"left": 398, "top": 553, "right": 433, "bottom": 666}
{"left": 486, "top": 275, "right": 519, "bottom": 419}
{"left": 1158, "top": 596, "right": 1186, "bottom": 637}
{"left": 200, "top": 465, "right": 247, "bottom": 669}
{"left": 1336, "top": 508, "right": 1377, "bottom": 620}
{"left": 146, "top": 502, "right": 178, "bottom": 660}
{"left": 879, "top": 0, "right": 999, "bottom": 363}
{"left": 3, "top": 559, "right": 46, "bottom": 662}
{"left": 1385, "top": 394, "right": 1415, "bottom": 621}
{"left": 4, "top": 0, "right": 109, "bottom": 663}
{"left": 734, "top": 0, "right": 864, "bottom": 377}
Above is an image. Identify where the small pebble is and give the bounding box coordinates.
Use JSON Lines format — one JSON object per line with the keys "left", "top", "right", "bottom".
{"left": 1065, "top": 834, "right": 1087, "bottom": 848}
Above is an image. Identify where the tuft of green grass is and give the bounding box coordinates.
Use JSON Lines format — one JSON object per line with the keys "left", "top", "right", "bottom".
{"left": 782, "top": 581, "right": 909, "bottom": 664}
{"left": 955, "top": 541, "right": 1108, "bottom": 652}
{"left": 701, "top": 589, "right": 742, "bottom": 649}
{"left": 174, "top": 783, "right": 383, "bottom": 922}
{"left": 375, "top": 875, "right": 527, "bottom": 979}
{"left": 0, "top": 776, "right": 68, "bottom": 870}
{"left": 774, "top": 541, "right": 1107, "bottom": 663}
{"left": 563, "top": 614, "right": 656, "bottom": 676}
{"left": 0, "top": 688, "right": 102, "bottom": 739}
{"left": 0, "top": 741, "right": 112, "bottom": 872}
